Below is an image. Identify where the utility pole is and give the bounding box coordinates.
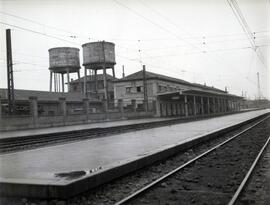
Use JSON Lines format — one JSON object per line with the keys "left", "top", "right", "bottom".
{"left": 6, "top": 29, "right": 15, "bottom": 114}
{"left": 257, "top": 72, "right": 261, "bottom": 100}
{"left": 143, "top": 65, "right": 148, "bottom": 111}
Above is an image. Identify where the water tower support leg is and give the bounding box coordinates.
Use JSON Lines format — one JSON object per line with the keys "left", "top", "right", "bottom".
{"left": 56, "top": 73, "right": 58, "bottom": 92}
{"left": 103, "top": 67, "right": 108, "bottom": 101}
{"left": 55, "top": 73, "right": 58, "bottom": 92}
{"left": 94, "top": 69, "right": 98, "bottom": 94}
{"left": 54, "top": 73, "right": 57, "bottom": 92}
{"left": 49, "top": 71, "right": 52, "bottom": 92}
{"left": 58, "top": 74, "right": 60, "bottom": 92}
{"left": 67, "top": 69, "right": 70, "bottom": 92}
{"left": 61, "top": 73, "right": 65, "bottom": 93}
{"left": 77, "top": 71, "right": 81, "bottom": 93}
{"left": 84, "top": 67, "right": 87, "bottom": 96}
{"left": 112, "top": 67, "right": 115, "bottom": 78}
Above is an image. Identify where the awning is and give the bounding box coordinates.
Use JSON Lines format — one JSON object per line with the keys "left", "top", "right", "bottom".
{"left": 157, "top": 89, "right": 243, "bottom": 100}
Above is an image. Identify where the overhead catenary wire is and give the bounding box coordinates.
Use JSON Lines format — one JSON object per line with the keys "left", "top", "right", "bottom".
{"left": 0, "top": 21, "right": 139, "bottom": 65}
{"left": 112, "top": 0, "right": 266, "bottom": 94}
{"left": 1, "top": 7, "right": 268, "bottom": 98}
{"left": 1, "top": 12, "right": 268, "bottom": 56}
{"left": 0, "top": 21, "right": 81, "bottom": 45}
{"left": 2, "top": 9, "right": 269, "bottom": 43}
{"left": 0, "top": 20, "right": 260, "bottom": 92}
{"left": 226, "top": 0, "right": 269, "bottom": 71}
{"left": 0, "top": 19, "right": 138, "bottom": 54}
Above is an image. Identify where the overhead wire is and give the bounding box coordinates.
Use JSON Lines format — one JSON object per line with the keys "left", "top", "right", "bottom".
{"left": 0, "top": 13, "right": 138, "bottom": 54}
{"left": 0, "top": 21, "right": 139, "bottom": 68}
{"left": 226, "top": 0, "right": 268, "bottom": 71}
{"left": 0, "top": 21, "right": 81, "bottom": 45}
{"left": 2, "top": 9, "right": 269, "bottom": 43}
{"left": 1, "top": 5, "right": 268, "bottom": 96}
{"left": 119, "top": 0, "right": 261, "bottom": 91}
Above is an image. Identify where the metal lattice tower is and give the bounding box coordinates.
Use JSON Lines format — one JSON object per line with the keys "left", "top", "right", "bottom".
{"left": 6, "top": 29, "right": 15, "bottom": 114}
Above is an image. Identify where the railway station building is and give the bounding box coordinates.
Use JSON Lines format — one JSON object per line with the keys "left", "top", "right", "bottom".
{"left": 0, "top": 88, "right": 102, "bottom": 116}
{"left": 69, "top": 74, "right": 116, "bottom": 101}
{"left": 114, "top": 70, "right": 243, "bottom": 117}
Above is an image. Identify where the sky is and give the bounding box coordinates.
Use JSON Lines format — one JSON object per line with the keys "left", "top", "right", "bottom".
{"left": 0, "top": 0, "right": 269, "bottom": 99}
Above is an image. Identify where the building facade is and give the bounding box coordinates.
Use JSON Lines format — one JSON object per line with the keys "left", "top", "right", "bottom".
{"left": 114, "top": 70, "right": 243, "bottom": 117}
{"left": 0, "top": 88, "right": 102, "bottom": 116}
{"left": 69, "top": 74, "right": 116, "bottom": 101}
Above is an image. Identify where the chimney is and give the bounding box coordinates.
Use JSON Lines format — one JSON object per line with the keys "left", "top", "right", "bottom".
{"left": 122, "top": 65, "right": 125, "bottom": 78}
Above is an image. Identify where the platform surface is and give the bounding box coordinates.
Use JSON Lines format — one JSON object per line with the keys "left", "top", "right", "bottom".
{"left": 0, "top": 109, "right": 269, "bottom": 186}
{"left": 0, "top": 117, "right": 174, "bottom": 139}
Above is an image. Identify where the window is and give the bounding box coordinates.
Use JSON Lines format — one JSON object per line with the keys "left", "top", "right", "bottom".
{"left": 158, "top": 85, "right": 162, "bottom": 92}
{"left": 98, "top": 82, "right": 104, "bottom": 89}
{"left": 126, "top": 87, "right": 131, "bottom": 93}
{"left": 136, "top": 86, "right": 142, "bottom": 92}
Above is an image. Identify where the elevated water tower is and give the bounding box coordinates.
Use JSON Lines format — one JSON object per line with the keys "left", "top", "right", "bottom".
{"left": 82, "top": 41, "right": 116, "bottom": 101}
{"left": 49, "top": 47, "right": 81, "bottom": 92}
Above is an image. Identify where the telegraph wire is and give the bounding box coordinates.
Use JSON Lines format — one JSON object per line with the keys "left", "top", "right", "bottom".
{"left": 112, "top": 0, "right": 202, "bottom": 51}
{"left": 0, "top": 12, "right": 268, "bottom": 55}
{"left": 136, "top": 0, "right": 200, "bottom": 45}
{"left": 1, "top": 7, "right": 267, "bottom": 96}
{"left": 134, "top": 0, "right": 269, "bottom": 92}
{"left": 0, "top": 21, "right": 81, "bottom": 45}
{"left": 226, "top": 0, "right": 269, "bottom": 71}
{"left": 0, "top": 49, "right": 48, "bottom": 60}
{"left": 140, "top": 46, "right": 252, "bottom": 59}
{"left": 0, "top": 11, "right": 75, "bottom": 35}
{"left": 0, "top": 17, "right": 138, "bottom": 54}
{"left": 0, "top": 22, "right": 138, "bottom": 62}
{"left": 226, "top": 0, "right": 256, "bottom": 50}
{"left": 112, "top": 0, "right": 266, "bottom": 94}
{"left": 2, "top": 9, "right": 269, "bottom": 43}
{"left": 0, "top": 10, "right": 97, "bottom": 41}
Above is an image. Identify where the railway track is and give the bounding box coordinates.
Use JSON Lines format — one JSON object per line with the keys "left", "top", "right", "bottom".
{"left": 114, "top": 115, "right": 270, "bottom": 205}
{"left": 10, "top": 113, "right": 270, "bottom": 205}
{"left": 233, "top": 135, "right": 270, "bottom": 205}
{"left": 0, "top": 117, "right": 214, "bottom": 153}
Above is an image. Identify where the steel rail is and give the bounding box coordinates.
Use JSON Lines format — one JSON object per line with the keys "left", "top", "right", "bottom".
{"left": 114, "top": 115, "right": 270, "bottom": 205}
{"left": 227, "top": 135, "right": 270, "bottom": 205}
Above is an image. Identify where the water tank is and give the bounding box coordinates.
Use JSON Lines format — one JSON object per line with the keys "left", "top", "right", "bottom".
{"left": 82, "top": 41, "right": 116, "bottom": 68}
{"left": 49, "top": 47, "right": 80, "bottom": 73}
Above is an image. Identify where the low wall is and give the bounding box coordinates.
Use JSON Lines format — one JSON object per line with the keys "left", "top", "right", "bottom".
{"left": 0, "top": 111, "right": 155, "bottom": 131}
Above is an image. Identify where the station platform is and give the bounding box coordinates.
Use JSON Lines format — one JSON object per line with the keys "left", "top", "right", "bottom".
{"left": 0, "top": 109, "right": 269, "bottom": 199}
{"left": 0, "top": 117, "right": 175, "bottom": 139}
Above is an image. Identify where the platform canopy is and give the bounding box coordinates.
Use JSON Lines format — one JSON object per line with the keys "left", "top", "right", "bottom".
{"left": 157, "top": 89, "right": 243, "bottom": 100}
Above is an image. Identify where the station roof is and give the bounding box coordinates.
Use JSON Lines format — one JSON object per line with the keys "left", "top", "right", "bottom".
{"left": 116, "top": 69, "right": 228, "bottom": 94}
{"left": 116, "top": 70, "right": 191, "bottom": 85}
{"left": 0, "top": 88, "right": 87, "bottom": 102}
{"left": 157, "top": 89, "right": 243, "bottom": 99}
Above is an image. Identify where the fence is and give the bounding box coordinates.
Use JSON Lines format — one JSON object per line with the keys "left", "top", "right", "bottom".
{"left": 0, "top": 97, "right": 157, "bottom": 131}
